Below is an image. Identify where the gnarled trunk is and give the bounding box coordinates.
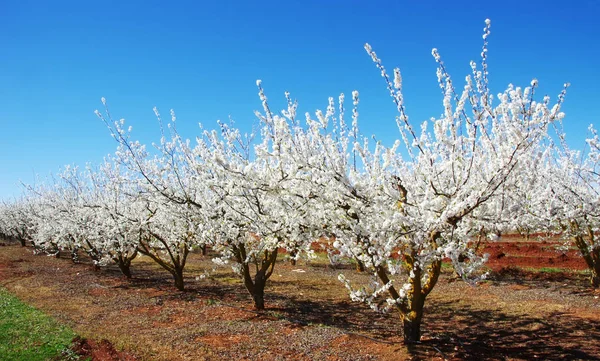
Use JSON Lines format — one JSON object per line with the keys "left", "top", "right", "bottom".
{"left": 115, "top": 252, "right": 137, "bottom": 279}
{"left": 118, "top": 261, "right": 132, "bottom": 278}
{"left": 397, "top": 266, "right": 437, "bottom": 343}
{"left": 172, "top": 267, "right": 185, "bottom": 291}
{"left": 571, "top": 223, "right": 600, "bottom": 288}
{"left": 137, "top": 234, "right": 189, "bottom": 291}
{"left": 251, "top": 270, "right": 267, "bottom": 310}
{"left": 16, "top": 231, "right": 28, "bottom": 247}
{"left": 234, "top": 244, "right": 278, "bottom": 310}
{"left": 376, "top": 232, "right": 442, "bottom": 343}
{"left": 402, "top": 308, "right": 424, "bottom": 343}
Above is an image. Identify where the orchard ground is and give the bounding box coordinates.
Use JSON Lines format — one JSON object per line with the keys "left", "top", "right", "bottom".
{"left": 1, "top": 238, "right": 599, "bottom": 361}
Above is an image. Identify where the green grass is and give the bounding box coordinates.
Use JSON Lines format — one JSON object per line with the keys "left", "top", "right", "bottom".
{"left": 0, "top": 287, "right": 77, "bottom": 361}
{"left": 533, "top": 267, "right": 569, "bottom": 273}
{"left": 514, "top": 266, "right": 588, "bottom": 275}
{"left": 529, "top": 267, "right": 589, "bottom": 274}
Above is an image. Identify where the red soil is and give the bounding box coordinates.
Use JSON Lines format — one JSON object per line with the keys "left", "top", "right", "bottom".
{"left": 310, "top": 236, "right": 588, "bottom": 271}
{"left": 481, "top": 239, "right": 587, "bottom": 271}
{"left": 70, "top": 337, "right": 138, "bottom": 361}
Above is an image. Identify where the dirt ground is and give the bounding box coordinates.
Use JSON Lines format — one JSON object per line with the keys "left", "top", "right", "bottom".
{"left": 1, "top": 239, "right": 599, "bottom": 361}
{"left": 481, "top": 235, "right": 588, "bottom": 271}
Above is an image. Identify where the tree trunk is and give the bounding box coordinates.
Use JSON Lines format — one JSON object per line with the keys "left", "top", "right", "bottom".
{"left": 402, "top": 311, "right": 423, "bottom": 343}
{"left": 355, "top": 258, "right": 366, "bottom": 272}
{"left": 117, "top": 260, "right": 133, "bottom": 279}
{"left": 591, "top": 264, "right": 600, "bottom": 288}
{"left": 201, "top": 244, "right": 207, "bottom": 256}
{"left": 137, "top": 236, "right": 188, "bottom": 291}
{"left": 401, "top": 294, "right": 425, "bottom": 343}
{"left": 590, "top": 267, "right": 600, "bottom": 288}
{"left": 376, "top": 264, "right": 425, "bottom": 343}
{"left": 375, "top": 234, "right": 441, "bottom": 344}
{"left": 589, "top": 232, "right": 600, "bottom": 288}
{"left": 71, "top": 248, "right": 80, "bottom": 263}
{"left": 288, "top": 249, "right": 298, "bottom": 266}
{"left": 172, "top": 267, "right": 185, "bottom": 291}
{"left": 252, "top": 270, "right": 266, "bottom": 310}
{"left": 235, "top": 246, "right": 278, "bottom": 311}
{"left": 115, "top": 253, "right": 136, "bottom": 279}
{"left": 572, "top": 231, "right": 600, "bottom": 288}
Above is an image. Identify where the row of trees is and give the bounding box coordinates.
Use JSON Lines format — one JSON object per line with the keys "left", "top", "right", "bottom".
{"left": 1, "top": 20, "right": 598, "bottom": 343}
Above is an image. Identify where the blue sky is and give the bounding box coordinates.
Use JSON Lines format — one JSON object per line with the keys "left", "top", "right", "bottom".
{"left": 1, "top": 0, "right": 598, "bottom": 199}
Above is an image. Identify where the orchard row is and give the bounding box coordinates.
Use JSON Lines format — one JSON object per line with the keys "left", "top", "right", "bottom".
{"left": 1, "top": 20, "right": 598, "bottom": 343}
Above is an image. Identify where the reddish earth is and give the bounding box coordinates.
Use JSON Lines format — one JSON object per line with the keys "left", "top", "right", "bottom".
{"left": 69, "top": 337, "right": 139, "bottom": 361}
{"left": 311, "top": 236, "right": 588, "bottom": 272}
{"left": 481, "top": 238, "right": 587, "bottom": 271}
{"left": 1, "top": 238, "right": 599, "bottom": 360}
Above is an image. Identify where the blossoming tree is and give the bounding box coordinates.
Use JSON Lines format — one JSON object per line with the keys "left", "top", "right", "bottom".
{"left": 0, "top": 18, "right": 575, "bottom": 344}
{"left": 522, "top": 124, "right": 600, "bottom": 287}
{"left": 86, "top": 158, "right": 144, "bottom": 278}
{"left": 258, "top": 19, "right": 567, "bottom": 342}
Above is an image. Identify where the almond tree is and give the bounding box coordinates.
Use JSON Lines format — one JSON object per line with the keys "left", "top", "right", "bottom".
{"left": 35, "top": 166, "right": 102, "bottom": 263}
{"left": 138, "top": 198, "right": 200, "bottom": 290}
{"left": 96, "top": 107, "right": 210, "bottom": 291}
{"left": 0, "top": 197, "right": 37, "bottom": 247}
{"left": 86, "top": 159, "right": 143, "bottom": 278}
{"left": 274, "top": 19, "right": 567, "bottom": 342}
{"left": 27, "top": 189, "right": 64, "bottom": 256}
{"left": 200, "top": 112, "right": 316, "bottom": 310}
{"left": 525, "top": 124, "right": 600, "bottom": 287}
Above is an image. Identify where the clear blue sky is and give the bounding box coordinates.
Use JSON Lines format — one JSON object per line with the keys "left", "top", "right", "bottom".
{"left": 1, "top": 0, "right": 598, "bottom": 200}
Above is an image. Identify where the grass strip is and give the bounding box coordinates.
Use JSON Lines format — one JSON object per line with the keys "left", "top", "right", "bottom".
{"left": 0, "top": 287, "right": 77, "bottom": 361}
